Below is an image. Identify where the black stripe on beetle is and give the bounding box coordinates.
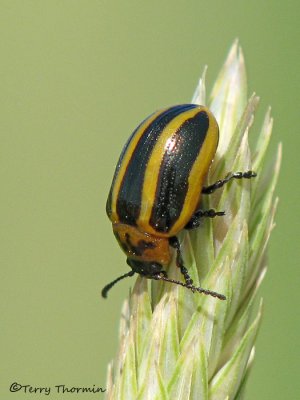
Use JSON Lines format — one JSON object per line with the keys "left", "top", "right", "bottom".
{"left": 149, "top": 110, "right": 209, "bottom": 233}
{"left": 115, "top": 104, "right": 199, "bottom": 224}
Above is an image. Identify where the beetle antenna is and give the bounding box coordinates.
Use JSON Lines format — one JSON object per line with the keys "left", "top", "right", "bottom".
{"left": 154, "top": 274, "right": 226, "bottom": 300}
{"left": 101, "top": 271, "right": 135, "bottom": 298}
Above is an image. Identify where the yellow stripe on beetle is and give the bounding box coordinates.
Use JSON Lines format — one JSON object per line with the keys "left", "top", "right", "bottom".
{"left": 110, "top": 108, "right": 168, "bottom": 223}
{"left": 138, "top": 106, "right": 207, "bottom": 236}
{"left": 170, "top": 108, "right": 219, "bottom": 235}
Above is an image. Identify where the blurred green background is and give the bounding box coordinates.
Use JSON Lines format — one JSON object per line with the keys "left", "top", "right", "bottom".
{"left": 0, "top": 1, "right": 299, "bottom": 399}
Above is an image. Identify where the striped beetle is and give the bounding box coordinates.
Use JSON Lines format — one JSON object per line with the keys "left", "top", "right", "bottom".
{"left": 102, "top": 104, "right": 256, "bottom": 300}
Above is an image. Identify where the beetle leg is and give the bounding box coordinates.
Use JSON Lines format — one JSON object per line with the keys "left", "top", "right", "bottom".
{"left": 185, "top": 209, "right": 225, "bottom": 229}
{"left": 202, "top": 170, "right": 256, "bottom": 194}
{"left": 101, "top": 270, "right": 135, "bottom": 298}
{"left": 169, "top": 237, "right": 194, "bottom": 286}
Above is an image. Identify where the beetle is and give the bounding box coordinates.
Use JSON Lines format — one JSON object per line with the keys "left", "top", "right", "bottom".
{"left": 102, "top": 104, "right": 256, "bottom": 300}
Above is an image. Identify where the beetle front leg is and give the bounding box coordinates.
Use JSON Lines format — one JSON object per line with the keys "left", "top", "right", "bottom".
{"left": 169, "top": 236, "right": 194, "bottom": 287}
{"left": 166, "top": 237, "right": 226, "bottom": 300}
{"left": 202, "top": 170, "right": 256, "bottom": 194}
{"left": 185, "top": 209, "right": 225, "bottom": 230}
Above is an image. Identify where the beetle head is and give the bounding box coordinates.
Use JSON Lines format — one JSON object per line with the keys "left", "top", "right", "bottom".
{"left": 127, "top": 258, "right": 163, "bottom": 277}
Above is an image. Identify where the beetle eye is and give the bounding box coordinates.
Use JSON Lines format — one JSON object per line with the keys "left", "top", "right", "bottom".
{"left": 149, "top": 262, "right": 162, "bottom": 274}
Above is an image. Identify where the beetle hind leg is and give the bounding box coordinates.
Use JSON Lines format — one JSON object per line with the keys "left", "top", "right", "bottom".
{"left": 202, "top": 170, "right": 256, "bottom": 194}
